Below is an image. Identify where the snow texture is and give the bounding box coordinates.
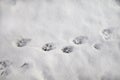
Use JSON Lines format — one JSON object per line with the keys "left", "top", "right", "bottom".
{"left": 0, "top": 0, "right": 120, "bottom": 80}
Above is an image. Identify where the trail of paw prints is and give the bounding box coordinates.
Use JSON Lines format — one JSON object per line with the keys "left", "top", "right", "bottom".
{"left": 41, "top": 42, "right": 74, "bottom": 54}
{"left": 13, "top": 32, "right": 115, "bottom": 54}
{"left": 0, "top": 60, "right": 12, "bottom": 79}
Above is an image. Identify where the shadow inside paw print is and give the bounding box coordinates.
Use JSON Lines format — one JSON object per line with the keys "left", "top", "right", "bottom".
{"left": 42, "top": 43, "right": 55, "bottom": 51}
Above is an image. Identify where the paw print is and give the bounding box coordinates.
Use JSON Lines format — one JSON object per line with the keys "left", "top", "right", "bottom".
{"left": 16, "top": 38, "right": 31, "bottom": 47}
{"left": 42, "top": 43, "right": 55, "bottom": 51}
{"left": 0, "top": 60, "right": 11, "bottom": 70}
{"left": 73, "top": 36, "right": 88, "bottom": 45}
{"left": 62, "top": 46, "right": 74, "bottom": 53}
{"left": 101, "top": 28, "right": 112, "bottom": 40}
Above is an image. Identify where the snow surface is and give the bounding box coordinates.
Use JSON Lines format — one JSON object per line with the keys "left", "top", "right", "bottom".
{"left": 0, "top": 0, "right": 120, "bottom": 80}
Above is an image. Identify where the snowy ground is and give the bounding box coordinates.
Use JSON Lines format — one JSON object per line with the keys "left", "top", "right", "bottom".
{"left": 0, "top": 0, "right": 120, "bottom": 80}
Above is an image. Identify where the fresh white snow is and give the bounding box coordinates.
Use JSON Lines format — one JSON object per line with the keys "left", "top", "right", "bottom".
{"left": 0, "top": 0, "right": 120, "bottom": 80}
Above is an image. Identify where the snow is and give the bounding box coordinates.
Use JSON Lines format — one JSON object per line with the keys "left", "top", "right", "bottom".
{"left": 0, "top": 0, "right": 120, "bottom": 80}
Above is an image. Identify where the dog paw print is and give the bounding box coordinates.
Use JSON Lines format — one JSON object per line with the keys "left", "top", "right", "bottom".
{"left": 0, "top": 70, "right": 9, "bottom": 77}
{"left": 92, "top": 43, "right": 102, "bottom": 50}
{"left": 101, "top": 28, "right": 113, "bottom": 40}
{"left": 0, "top": 60, "right": 12, "bottom": 78}
{"left": 42, "top": 43, "right": 56, "bottom": 51}
{"left": 73, "top": 36, "right": 88, "bottom": 45}
{"left": 62, "top": 46, "right": 74, "bottom": 53}
{"left": 0, "top": 60, "right": 12, "bottom": 70}
{"left": 16, "top": 38, "right": 31, "bottom": 47}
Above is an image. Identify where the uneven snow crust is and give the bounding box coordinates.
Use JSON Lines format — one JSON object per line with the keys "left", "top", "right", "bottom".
{"left": 0, "top": 0, "right": 120, "bottom": 80}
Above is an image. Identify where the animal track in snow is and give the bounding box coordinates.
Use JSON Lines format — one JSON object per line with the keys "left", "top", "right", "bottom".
{"left": 61, "top": 46, "right": 74, "bottom": 53}
{"left": 0, "top": 60, "right": 12, "bottom": 78}
{"left": 42, "top": 43, "right": 56, "bottom": 51}
{"left": 72, "top": 36, "right": 88, "bottom": 45}
{"left": 100, "top": 28, "right": 113, "bottom": 41}
{"left": 0, "top": 60, "right": 12, "bottom": 70}
{"left": 16, "top": 38, "right": 31, "bottom": 47}
{"left": 92, "top": 43, "right": 102, "bottom": 50}
{"left": 0, "top": 70, "right": 9, "bottom": 77}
